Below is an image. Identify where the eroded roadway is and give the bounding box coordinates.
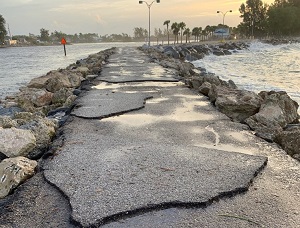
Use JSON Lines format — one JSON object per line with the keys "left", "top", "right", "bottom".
{"left": 2, "top": 47, "right": 299, "bottom": 228}
{"left": 45, "top": 47, "right": 300, "bottom": 227}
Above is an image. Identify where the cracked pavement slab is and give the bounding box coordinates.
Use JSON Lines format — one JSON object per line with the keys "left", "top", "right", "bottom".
{"left": 44, "top": 139, "right": 266, "bottom": 227}
{"left": 71, "top": 90, "right": 153, "bottom": 119}
{"left": 97, "top": 46, "right": 178, "bottom": 83}
{"left": 98, "top": 65, "right": 179, "bottom": 83}
{"left": 44, "top": 75, "right": 268, "bottom": 227}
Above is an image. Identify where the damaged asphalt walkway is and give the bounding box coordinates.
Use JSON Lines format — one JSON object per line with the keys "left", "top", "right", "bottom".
{"left": 45, "top": 47, "right": 300, "bottom": 227}
{"left": 4, "top": 47, "right": 299, "bottom": 228}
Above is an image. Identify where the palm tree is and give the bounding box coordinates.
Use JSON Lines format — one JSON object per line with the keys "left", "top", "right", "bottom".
{"left": 183, "top": 28, "right": 191, "bottom": 43}
{"left": 192, "top": 27, "right": 198, "bottom": 42}
{"left": 192, "top": 27, "right": 202, "bottom": 42}
{"left": 171, "top": 22, "right": 180, "bottom": 44}
{"left": 178, "top": 22, "right": 186, "bottom": 44}
{"left": 163, "top": 20, "right": 170, "bottom": 45}
{"left": 201, "top": 29, "right": 208, "bottom": 41}
{"left": 205, "top": 25, "right": 217, "bottom": 39}
{"left": 198, "top": 27, "right": 202, "bottom": 41}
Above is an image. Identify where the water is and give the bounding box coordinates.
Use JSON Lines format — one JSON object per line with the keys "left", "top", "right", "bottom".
{"left": 1, "top": 41, "right": 300, "bottom": 109}
{"left": 0, "top": 42, "right": 142, "bottom": 99}
{"left": 193, "top": 41, "right": 300, "bottom": 107}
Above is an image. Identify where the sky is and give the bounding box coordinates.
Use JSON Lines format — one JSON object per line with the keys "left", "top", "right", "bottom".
{"left": 1, "top": 0, "right": 275, "bottom": 36}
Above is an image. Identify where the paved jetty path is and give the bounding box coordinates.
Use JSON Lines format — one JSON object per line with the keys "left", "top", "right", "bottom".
{"left": 3, "top": 47, "right": 298, "bottom": 228}
{"left": 44, "top": 47, "right": 300, "bottom": 227}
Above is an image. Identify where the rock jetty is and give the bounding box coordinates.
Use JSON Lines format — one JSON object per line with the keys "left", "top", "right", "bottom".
{"left": 262, "top": 38, "right": 300, "bottom": 45}
{"left": 1, "top": 41, "right": 299, "bottom": 199}
{"left": 141, "top": 42, "right": 300, "bottom": 161}
{"left": 0, "top": 48, "right": 115, "bottom": 198}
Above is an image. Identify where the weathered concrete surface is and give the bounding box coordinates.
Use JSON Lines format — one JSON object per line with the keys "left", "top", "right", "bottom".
{"left": 3, "top": 47, "right": 299, "bottom": 228}
{"left": 99, "top": 65, "right": 179, "bottom": 83}
{"left": 42, "top": 47, "right": 286, "bottom": 227}
{"left": 71, "top": 90, "right": 152, "bottom": 119}
{"left": 98, "top": 47, "right": 179, "bottom": 83}
{"left": 45, "top": 136, "right": 266, "bottom": 226}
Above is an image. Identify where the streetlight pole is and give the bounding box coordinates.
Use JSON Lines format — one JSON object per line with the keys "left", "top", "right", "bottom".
{"left": 139, "top": 0, "right": 160, "bottom": 47}
{"left": 217, "top": 10, "right": 232, "bottom": 41}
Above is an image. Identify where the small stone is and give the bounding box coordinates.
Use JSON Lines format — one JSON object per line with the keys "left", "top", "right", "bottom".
{"left": 0, "top": 116, "right": 18, "bottom": 128}
{"left": 0, "top": 156, "right": 37, "bottom": 198}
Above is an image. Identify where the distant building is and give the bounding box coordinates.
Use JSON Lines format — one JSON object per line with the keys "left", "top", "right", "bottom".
{"left": 9, "top": 39, "right": 17, "bottom": 45}
{"left": 4, "top": 39, "right": 18, "bottom": 45}
{"left": 214, "top": 28, "right": 230, "bottom": 39}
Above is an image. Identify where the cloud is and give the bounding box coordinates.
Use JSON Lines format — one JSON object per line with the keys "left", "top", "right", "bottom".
{"left": 1, "top": 0, "right": 271, "bottom": 36}
{"left": 48, "top": 0, "right": 131, "bottom": 13}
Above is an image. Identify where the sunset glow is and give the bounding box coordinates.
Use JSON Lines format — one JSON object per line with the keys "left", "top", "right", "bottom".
{"left": 1, "top": 0, "right": 276, "bottom": 35}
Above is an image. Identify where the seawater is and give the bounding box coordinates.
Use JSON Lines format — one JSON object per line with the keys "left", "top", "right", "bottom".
{"left": 0, "top": 42, "right": 142, "bottom": 99}
{"left": 1, "top": 41, "right": 299, "bottom": 108}
{"left": 193, "top": 41, "right": 300, "bottom": 107}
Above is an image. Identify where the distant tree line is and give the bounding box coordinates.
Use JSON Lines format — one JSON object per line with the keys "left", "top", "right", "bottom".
{"left": 39, "top": 28, "right": 102, "bottom": 43}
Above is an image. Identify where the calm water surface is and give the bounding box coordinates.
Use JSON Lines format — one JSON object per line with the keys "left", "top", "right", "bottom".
{"left": 0, "top": 42, "right": 142, "bottom": 99}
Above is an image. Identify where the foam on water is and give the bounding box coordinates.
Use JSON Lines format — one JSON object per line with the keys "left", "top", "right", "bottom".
{"left": 193, "top": 41, "right": 300, "bottom": 107}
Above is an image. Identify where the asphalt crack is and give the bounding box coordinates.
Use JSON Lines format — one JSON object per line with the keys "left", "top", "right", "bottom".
{"left": 73, "top": 158, "right": 268, "bottom": 227}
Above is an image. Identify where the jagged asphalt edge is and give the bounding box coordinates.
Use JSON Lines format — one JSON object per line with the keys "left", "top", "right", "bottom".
{"left": 97, "top": 78, "right": 179, "bottom": 83}
{"left": 70, "top": 95, "right": 153, "bottom": 120}
{"left": 43, "top": 157, "right": 267, "bottom": 228}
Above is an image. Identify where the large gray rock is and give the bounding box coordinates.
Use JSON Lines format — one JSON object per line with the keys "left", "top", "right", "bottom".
{"left": 191, "top": 52, "right": 206, "bottom": 60}
{"left": 193, "top": 45, "right": 211, "bottom": 55}
{"left": 178, "top": 62, "right": 195, "bottom": 77}
{"left": 0, "top": 127, "right": 36, "bottom": 158}
{"left": 14, "top": 113, "right": 57, "bottom": 152}
{"left": 245, "top": 91, "right": 299, "bottom": 141}
{"left": 260, "top": 91, "right": 299, "bottom": 124}
{"left": 178, "top": 46, "right": 191, "bottom": 57}
{"left": 209, "top": 85, "right": 262, "bottom": 122}
{"left": 213, "top": 50, "right": 225, "bottom": 56}
{"left": 163, "top": 46, "right": 180, "bottom": 59}
{"left": 160, "top": 59, "right": 180, "bottom": 71}
{"left": 15, "top": 88, "right": 53, "bottom": 112}
{"left": 44, "top": 72, "right": 83, "bottom": 93}
{"left": 75, "top": 66, "right": 89, "bottom": 75}
{"left": 28, "top": 70, "right": 83, "bottom": 92}
{"left": 0, "top": 156, "right": 37, "bottom": 198}
{"left": 275, "top": 126, "right": 300, "bottom": 160}
{"left": 51, "top": 87, "right": 74, "bottom": 106}
{"left": 198, "top": 81, "right": 212, "bottom": 96}
{"left": 189, "top": 74, "right": 236, "bottom": 91}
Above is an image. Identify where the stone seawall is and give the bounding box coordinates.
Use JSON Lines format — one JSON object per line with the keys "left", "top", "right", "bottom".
{"left": 0, "top": 48, "right": 116, "bottom": 199}
{"left": 140, "top": 42, "right": 300, "bottom": 161}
